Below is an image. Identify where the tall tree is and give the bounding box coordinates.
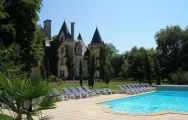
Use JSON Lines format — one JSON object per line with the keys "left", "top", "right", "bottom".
{"left": 88, "top": 54, "right": 96, "bottom": 88}
{"left": 103, "top": 57, "right": 112, "bottom": 87}
{"left": 153, "top": 56, "right": 161, "bottom": 85}
{"left": 179, "top": 26, "right": 188, "bottom": 71}
{"left": 2, "top": 0, "right": 43, "bottom": 72}
{"left": 155, "top": 26, "right": 183, "bottom": 80}
{"left": 65, "top": 45, "right": 75, "bottom": 80}
{"left": 143, "top": 53, "right": 152, "bottom": 85}
{"left": 79, "top": 60, "right": 83, "bottom": 87}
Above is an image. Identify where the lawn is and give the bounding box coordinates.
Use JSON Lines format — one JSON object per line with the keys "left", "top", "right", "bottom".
{"left": 0, "top": 114, "right": 13, "bottom": 120}
{"left": 52, "top": 80, "right": 137, "bottom": 93}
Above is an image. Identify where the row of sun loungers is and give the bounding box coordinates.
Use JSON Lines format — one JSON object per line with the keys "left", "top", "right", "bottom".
{"left": 52, "top": 86, "right": 113, "bottom": 101}
{"left": 118, "top": 83, "right": 156, "bottom": 95}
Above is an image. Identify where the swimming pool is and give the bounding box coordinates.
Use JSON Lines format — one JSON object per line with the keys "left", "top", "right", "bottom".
{"left": 100, "top": 91, "right": 188, "bottom": 114}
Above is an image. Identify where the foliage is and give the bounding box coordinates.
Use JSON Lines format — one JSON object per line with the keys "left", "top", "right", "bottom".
{"left": 0, "top": 42, "right": 23, "bottom": 78}
{"left": 0, "top": 114, "right": 14, "bottom": 120}
{"left": 87, "top": 54, "right": 96, "bottom": 88}
{"left": 170, "top": 71, "right": 188, "bottom": 85}
{"left": 79, "top": 60, "right": 83, "bottom": 87}
{"left": 99, "top": 47, "right": 113, "bottom": 87}
{"left": 0, "top": 74, "right": 56, "bottom": 120}
{"left": 0, "top": 0, "right": 43, "bottom": 72}
{"left": 65, "top": 45, "right": 75, "bottom": 80}
{"left": 143, "top": 53, "right": 152, "bottom": 85}
{"left": 49, "top": 39, "right": 60, "bottom": 76}
{"left": 30, "top": 26, "right": 45, "bottom": 67}
{"left": 155, "top": 26, "right": 183, "bottom": 80}
{"left": 111, "top": 54, "right": 124, "bottom": 77}
{"left": 179, "top": 26, "right": 188, "bottom": 71}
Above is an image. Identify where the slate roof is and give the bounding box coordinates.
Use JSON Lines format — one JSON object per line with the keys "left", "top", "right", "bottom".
{"left": 77, "top": 33, "right": 83, "bottom": 40}
{"left": 58, "top": 21, "right": 72, "bottom": 39}
{"left": 90, "top": 28, "right": 104, "bottom": 44}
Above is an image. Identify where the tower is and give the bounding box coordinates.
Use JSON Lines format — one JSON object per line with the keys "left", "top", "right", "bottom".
{"left": 71, "top": 22, "right": 75, "bottom": 39}
{"left": 88, "top": 27, "right": 105, "bottom": 78}
{"left": 43, "top": 19, "right": 52, "bottom": 39}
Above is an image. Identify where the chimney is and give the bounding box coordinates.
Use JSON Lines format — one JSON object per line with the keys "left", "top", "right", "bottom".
{"left": 71, "top": 22, "right": 75, "bottom": 39}
{"left": 43, "top": 19, "right": 52, "bottom": 39}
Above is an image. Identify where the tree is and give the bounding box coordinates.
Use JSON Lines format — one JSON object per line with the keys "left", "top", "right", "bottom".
{"left": 179, "top": 26, "right": 188, "bottom": 71}
{"left": 30, "top": 26, "right": 45, "bottom": 67}
{"left": 0, "top": 74, "right": 56, "bottom": 120}
{"left": 100, "top": 47, "right": 113, "bottom": 87}
{"left": 88, "top": 54, "right": 96, "bottom": 88}
{"left": 111, "top": 54, "right": 124, "bottom": 77}
{"left": 65, "top": 45, "right": 75, "bottom": 80}
{"left": 103, "top": 57, "right": 112, "bottom": 87}
{"left": 0, "top": 42, "right": 22, "bottom": 78}
{"left": 143, "top": 53, "right": 152, "bottom": 85}
{"left": 153, "top": 56, "right": 161, "bottom": 85}
{"left": 1, "top": 0, "right": 43, "bottom": 72}
{"left": 122, "top": 47, "right": 145, "bottom": 82}
{"left": 155, "top": 26, "right": 183, "bottom": 80}
{"left": 79, "top": 60, "right": 83, "bottom": 87}
{"left": 49, "top": 38, "right": 60, "bottom": 76}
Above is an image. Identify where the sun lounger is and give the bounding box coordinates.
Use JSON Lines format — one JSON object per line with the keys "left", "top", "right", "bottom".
{"left": 130, "top": 84, "right": 145, "bottom": 93}
{"left": 70, "top": 87, "right": 83, "bottom": 98}
{"left": 135, "top": 84, "right": 150, "bottom": 92}
{"left": 52, "top": 88, "right": 68, "bottom": 101}
{"left": 125, "top": 85, "right": 141, "bottom": 94}
{"left": 121, "top": 85, "right": 136, "bottom": 94}
{"left": 63, "top": 88, "right": 75, "bottom": 99}
{"left": 103, "top": 88, "right": 113, "bottom": 94}
{"left": 144, "top": 83, "right": 156, "bottom": 90}
{"left": 77, "top": 87, "right": 88, "bottom": 97}
{"left": 96, "top": 89, "right": 108, "bottom": 95}
{"left": 83, "top": 86, "right": 96, "bottom": 96}
{"left": 118, "top": 85, "right": 127, "bottom": 94}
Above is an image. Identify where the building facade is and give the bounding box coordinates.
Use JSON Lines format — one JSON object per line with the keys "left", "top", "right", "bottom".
{"left": 43, "top": 19, "right": 105, "bottom": 79}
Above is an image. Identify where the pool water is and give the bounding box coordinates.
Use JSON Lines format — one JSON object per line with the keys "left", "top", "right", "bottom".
{"left": 100, "top": 91, "right": 188, "bottom": 114}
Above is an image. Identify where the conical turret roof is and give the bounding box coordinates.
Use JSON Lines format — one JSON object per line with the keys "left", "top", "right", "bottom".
{"left": 58, "top": 21, "right": 72, "bottom": 39}
{"left": 90, "top": 28, "right": 103, "bottom": 44}
{"left": 77, "top": 33, "right": 83, "bottom": 40}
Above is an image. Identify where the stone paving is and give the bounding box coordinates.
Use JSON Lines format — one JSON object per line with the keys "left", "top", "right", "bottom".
{"left": 40, "top": 94, "right": 188, "bottom": 120}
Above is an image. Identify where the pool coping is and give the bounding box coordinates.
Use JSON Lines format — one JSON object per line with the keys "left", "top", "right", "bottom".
{"left": 97, "top": 91, "right": 188, "bottom": 116}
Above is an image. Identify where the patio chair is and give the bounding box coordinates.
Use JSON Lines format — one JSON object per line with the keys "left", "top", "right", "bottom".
{"left": 63, "top": 88, "right": 75, "bottom": 99}
{"left": 77, "top": 87, "right": 89, "bottom": 98}
{"left": 123, "top": 85, "right": 139, "bottom": 94}
{"left": 118, "top": 85, "right": 127, "bottom": 94}
{"left": 121, "top": 85, "right": 136, "bottom": 94}
{"left": 83, "top": 86, "right": 96, "bottom": 96}
{"left": 103, "top": 88, "right": 113, "bottom": 94}
{"left": 52, "top": 88, "right": 68, "bottom": 101}
{"left": 145, "top": 83, "right": 156, "bottom": 91}
{"left": 135, "top": 83, "right": 150, "bottom": 92}
{"left": 131, "top": 84, "right": 145, "bottom": 93}
{"left": 96, "top": 89, "right": 108, "bottom": 95}
{"left": 70, "top": 87, "right": 83, "bottom": 98}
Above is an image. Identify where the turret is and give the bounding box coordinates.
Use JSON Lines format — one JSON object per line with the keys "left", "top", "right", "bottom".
{"left": 43, "top": 19, "right": 52, "bottom": 39}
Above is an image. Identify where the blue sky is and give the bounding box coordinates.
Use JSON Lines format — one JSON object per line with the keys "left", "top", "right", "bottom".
{"left": 38, "top": 0, "right": 188, "bottom": 53}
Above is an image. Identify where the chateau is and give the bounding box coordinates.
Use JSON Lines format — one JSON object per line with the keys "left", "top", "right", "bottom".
{"left": 43, "top": 19, "right": 105, "bottom": 79}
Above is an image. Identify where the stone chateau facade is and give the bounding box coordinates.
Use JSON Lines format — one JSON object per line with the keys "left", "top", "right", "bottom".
{"left": 43, "top": 19, "right": 105, "bottom": 79}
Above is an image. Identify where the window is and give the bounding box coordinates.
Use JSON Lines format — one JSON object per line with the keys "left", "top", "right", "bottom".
{"left": 60, "top": 58, "right": 64, "bottom": 65}
{"left": 61, "top": 47, "right": 64, "bottom": 53}
{"left": 60, "top": 70, "right": 64, "bottom": 77}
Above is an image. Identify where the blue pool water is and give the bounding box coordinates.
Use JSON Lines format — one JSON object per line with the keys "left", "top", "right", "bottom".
{"left": 100, "top": 91, "right": 188, "bottom": 114}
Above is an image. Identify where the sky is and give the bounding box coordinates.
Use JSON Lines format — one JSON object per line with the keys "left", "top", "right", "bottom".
{"left": 38, "top": 0, "right": 188, "bottom": 53}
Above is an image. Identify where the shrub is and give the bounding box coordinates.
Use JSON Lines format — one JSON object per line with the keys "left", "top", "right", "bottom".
{"left": 170, "top": 71, "right": 188, "bottom": 85}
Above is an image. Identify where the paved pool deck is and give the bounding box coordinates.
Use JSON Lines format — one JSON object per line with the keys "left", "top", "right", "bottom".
{"left": 39, "top": 93, "right": 188, "bottom": 120}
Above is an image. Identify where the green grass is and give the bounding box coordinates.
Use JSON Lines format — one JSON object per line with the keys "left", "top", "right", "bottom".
{"left": 51, "top": 80, "right": 136, "bottom": 93}
{"left": 0, "top": 114, "right": 13, "bottom": 120}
